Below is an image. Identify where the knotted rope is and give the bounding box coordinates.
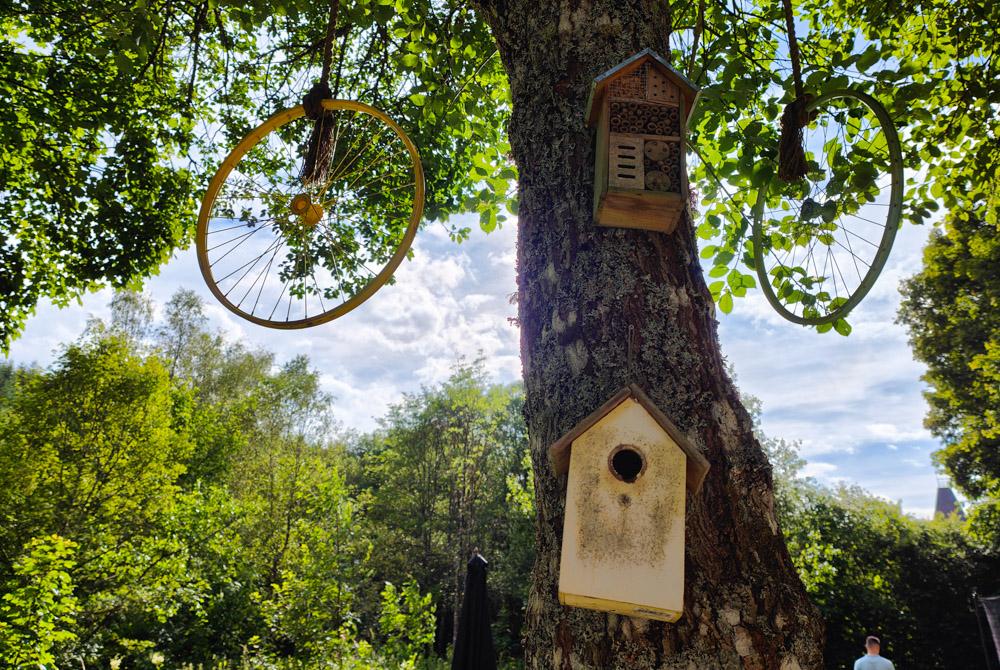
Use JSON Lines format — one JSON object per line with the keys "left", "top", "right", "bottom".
{"left": 300, "top": 0, "right": 341, "bottom": 186}
{"left": 777, "top": 0, "right": 812, "bottom": 182}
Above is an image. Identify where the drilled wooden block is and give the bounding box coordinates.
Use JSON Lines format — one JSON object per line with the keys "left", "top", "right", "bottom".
{"left": 647, "top": 67, "right": 680, "bottom": 104}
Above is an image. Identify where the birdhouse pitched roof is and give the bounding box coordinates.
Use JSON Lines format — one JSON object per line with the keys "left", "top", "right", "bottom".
{"left": 584, "top": 48, "right": 700, "bottom": 127}
{"left": 548, "top": 384, "right": 710, "bottom": 493}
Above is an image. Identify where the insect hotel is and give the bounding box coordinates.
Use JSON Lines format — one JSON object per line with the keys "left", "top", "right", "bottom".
{"left": 548, "top": 385, "right": 710, "bottom": 622}
{"left": 586, "top": 49, "right": 700, "bottom": 234}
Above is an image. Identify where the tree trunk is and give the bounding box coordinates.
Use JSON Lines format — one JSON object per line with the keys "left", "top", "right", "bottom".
{"left": 472, "top": 1, "right": 825, "bottom": 667}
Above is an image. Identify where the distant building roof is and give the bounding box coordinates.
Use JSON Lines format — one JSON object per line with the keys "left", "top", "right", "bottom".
{"left": 934, "top": 486, "right": 964, "bottom": 519}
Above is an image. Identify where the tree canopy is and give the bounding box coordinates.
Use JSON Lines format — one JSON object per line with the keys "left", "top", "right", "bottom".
{"left": 751, "top": 390, "right": 1000, "bottom": 670}
{"left": 1, "top": 293, "right": 996, "bottom": 668}
{"left": 898, "top": 212, "right": 1000, "bottom": 548}
{"left": 2, "top": 0, "right": 998, "bottom": 346}
{"left": 0, "top": 291, "right": 533, "bottom": 668}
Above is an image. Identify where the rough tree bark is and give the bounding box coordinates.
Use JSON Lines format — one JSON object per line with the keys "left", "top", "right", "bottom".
{"left": 471, "top": 1, "right": 826, "bottom": 668}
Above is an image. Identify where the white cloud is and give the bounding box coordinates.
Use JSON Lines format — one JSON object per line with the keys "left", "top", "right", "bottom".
{"left": 801, "top": 461, "right": 838, "bottom": 478}
{"left": 5, "top": 213, "right": 940, "bottom": 516}
{"left": 866, "top": 423, "right": 930, "bottom": 442}
{"left": 906, "top": 507, "right": 935, "bottom": 520}
{"left": 6, "top": 214, "right": 520, "bottom": 433}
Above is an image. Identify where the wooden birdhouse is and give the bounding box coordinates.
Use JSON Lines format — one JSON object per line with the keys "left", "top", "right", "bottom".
{"left": 586, "top": 49, "right": 700, "bottom": 234}
{"left": 548, "top": 385, "right": 710, "bottom": 622}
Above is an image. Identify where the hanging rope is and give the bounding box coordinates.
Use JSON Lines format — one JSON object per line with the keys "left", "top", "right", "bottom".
{"left": 300, "top": 0, "right": 341, "bottom": 186}
{"left": 777, "top": 0, "right": 812, "bottom": 182}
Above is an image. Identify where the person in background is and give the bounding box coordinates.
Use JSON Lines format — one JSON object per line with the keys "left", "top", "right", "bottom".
{"left": 854, "top": 635, "right": 895, "bottom": 670}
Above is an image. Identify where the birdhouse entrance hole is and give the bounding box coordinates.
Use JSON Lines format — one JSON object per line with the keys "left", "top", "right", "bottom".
{"left": 609, "top": 445, "right": 645, "bottom": 483}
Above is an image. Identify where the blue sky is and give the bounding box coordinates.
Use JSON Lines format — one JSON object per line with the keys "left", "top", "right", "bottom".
{"left": 4, "top": 213, "right": 943, "bottom": 517}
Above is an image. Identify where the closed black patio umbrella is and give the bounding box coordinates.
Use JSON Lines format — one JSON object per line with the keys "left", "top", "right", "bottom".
{"left": 978, "top": 593, "right": 1000, "bottom": 669}
{"left": 452, "top": 553, "right": 497, "bottom": 670}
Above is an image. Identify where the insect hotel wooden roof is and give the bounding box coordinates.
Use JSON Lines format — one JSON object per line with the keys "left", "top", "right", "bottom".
{"left": 584, "top": 48, "right": 701, "bottom": 128}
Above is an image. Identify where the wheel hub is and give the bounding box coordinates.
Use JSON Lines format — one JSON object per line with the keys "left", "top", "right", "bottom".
{"left": 290, "top": 194, "right": 324, "bottom": 226}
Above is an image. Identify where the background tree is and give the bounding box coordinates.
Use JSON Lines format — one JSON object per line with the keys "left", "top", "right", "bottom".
{"left": 898, "top": 213, "right": 1000, "bottom": 548}
{"left": 0, "top": 334, "right": 202, "bottom": 660}
{"left": 1, "top": 290, "right": 998, "bottom": 668}
{"left": 781, "top": 485, "right": 999, "bottom": 669}
{"left": 0, "top": 363, "right": 14, "bottom": 401}
{"left": 0, "top": 535, "right": 79, "bottom": 669}
{"left": 750, "top": 388, "right": 1000, "bottom": 670}
{"left": 109, "top": 290, "right": 155, "bottom": 343}
{"left": 356, "top": 360, "right": 530, "bottom": 660}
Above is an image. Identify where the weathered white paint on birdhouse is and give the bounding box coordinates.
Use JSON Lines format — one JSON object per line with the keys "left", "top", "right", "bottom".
{"left": 548, "top": 385, "right": 710, "bottom": 622}
{"left": 585, "top": 50, "right": 700, "bottom": 234}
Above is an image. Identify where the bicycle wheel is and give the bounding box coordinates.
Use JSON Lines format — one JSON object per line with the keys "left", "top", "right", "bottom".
{"left": 752, "top": 89, "right": 903, "bottom": 326}
{"left": 196, "top": 99, "right": 424, "bottom": 329}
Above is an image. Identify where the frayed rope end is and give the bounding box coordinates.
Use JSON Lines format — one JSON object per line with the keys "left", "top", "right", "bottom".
{"left": 777, "top": 95, "right": 813, "bottom": 183}
{"left": 300, "top": 82, "right": 335, "bottom": 186}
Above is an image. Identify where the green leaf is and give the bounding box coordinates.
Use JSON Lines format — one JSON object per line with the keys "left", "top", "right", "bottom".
{"left": 718, "top": 292, "right": 733, "bottom": 314}
{"left": 697, "top": 222, "right": 717, "bottom": 240}
{"left": 751, "top": 162, "right": 774, "bottom": 188}
{"left": 714, "top": 250, "right": 735, "bottom": 266}
{"left": 833, "top": 318, "right": 852, "bottom": 336}
{"left": 479, "top": 206, "right": 497, "bottom": 232}
{"left": 856, "top": 48, "right": 880, "bottom": 72}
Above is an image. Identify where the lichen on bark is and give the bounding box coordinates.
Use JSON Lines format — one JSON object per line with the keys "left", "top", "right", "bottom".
{"left": 470, "top": 0, "right": 825, "bottom": 667}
